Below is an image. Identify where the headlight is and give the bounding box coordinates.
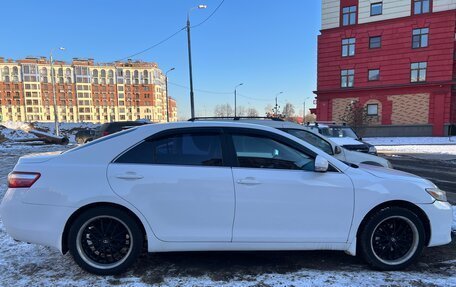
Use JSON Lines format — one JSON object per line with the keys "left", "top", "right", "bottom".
{"left": 368, "top": 146, "right": 377, "bottom": 154}
{"left": 426, "top": 188, "right": 447, "bottom": 202}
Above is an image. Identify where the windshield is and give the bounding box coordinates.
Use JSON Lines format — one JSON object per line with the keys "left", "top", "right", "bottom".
{"left": 320, "top": 127, "right": 359, "bottom": 139}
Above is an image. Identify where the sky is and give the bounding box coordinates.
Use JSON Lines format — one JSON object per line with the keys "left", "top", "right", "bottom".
{"left": 1, "top": 0, "right": 321, "bottom": 119}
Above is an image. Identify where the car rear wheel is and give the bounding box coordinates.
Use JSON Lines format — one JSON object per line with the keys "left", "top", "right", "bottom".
{"left": 359, "top": 207, "right": 425, "bottom": 270}
{"left": 68, "top": 207, "right": 143, "bottom": 275}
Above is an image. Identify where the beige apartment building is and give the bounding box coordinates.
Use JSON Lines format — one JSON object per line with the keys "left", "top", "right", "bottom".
{"left": 0, "top": 57, "right": 177, "bottom": 123}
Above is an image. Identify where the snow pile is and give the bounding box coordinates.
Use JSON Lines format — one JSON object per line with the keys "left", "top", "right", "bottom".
{"left": 375, "top": 145, "right": 456, "bottom": 155}
{"left": 453, "top": 206, "right": 456, "bottom": 232}
{"left": 365, "top": 137, "right": 456, "bottom": 146}
{"left": 0, "top": 125, "right": 38, "bottom": 141}
{"left": 0, "top": 121, "right": 100, "bottom": 144}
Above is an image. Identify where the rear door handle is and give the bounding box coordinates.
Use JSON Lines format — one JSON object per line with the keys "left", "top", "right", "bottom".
{"left": 237, "top": 178, "right": 261, "bottom": 186}
{"left": 115, "top": 173, "right": 144, "bottom": 180}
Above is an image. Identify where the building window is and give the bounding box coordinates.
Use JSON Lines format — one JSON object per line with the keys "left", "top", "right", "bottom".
{"left": 414, "top": 0, "right": 431, "bottom": 15}
{"left": 370, "top": 3, "right": 383, "bottom": 16}
{"left": 342, "top": 38, "right": 356, "bottom": 57}
{"left": 369, "top": 36, "right": 382, "bottom": 49}
{"left": 341, "top": 69, "right": 355, "bottom": 88}
{"left": 342, "top": 6, "right": 357, "bottom": 26}
{"left": 412, "top": 28, "right": 429, "bottom": 48}
{"left": 411, "top": 62, "right": 427, "bottom": 82}
{"left": 367, "top": 104, "right": 378, "bottom": 116}
{"left": 368, "top": 69, "right": 380, "bottom": 81}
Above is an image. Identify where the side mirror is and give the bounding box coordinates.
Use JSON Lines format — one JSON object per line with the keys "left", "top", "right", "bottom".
{"left": 314, "top": 155, "right": 329, "bottom": 172}
{"left": 334, "top": 146, "right": 342, "bottom": 154}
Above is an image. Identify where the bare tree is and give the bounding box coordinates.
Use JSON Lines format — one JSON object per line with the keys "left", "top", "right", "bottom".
{"left": 236, "top": 106, "right": 247, "bottom": 117}
{"left": 214, "top": 104, "right": 234, "bottom": 117}
{"left": 264, "top": 104, "right": 274, "bottom": 117}
{"left": 339, "top": 100, "right": 372, "bottom": 136}
{"left": 282, "top": 103, "right": 295, "bottom": 118}
{"left": 246, "top": 107, "right": 259, "bottom": 117}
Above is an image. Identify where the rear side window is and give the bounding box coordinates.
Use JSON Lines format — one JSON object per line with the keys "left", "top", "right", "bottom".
{"left": 115, "top": 133, "right": 224, "bottom": 166}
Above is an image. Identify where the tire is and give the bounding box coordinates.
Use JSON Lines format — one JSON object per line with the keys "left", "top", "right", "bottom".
{"left": 68, "top": 207, "right": 143, "bottom": 275}
{"left": 359, "top": 207, "right": 425, "bottom": 271}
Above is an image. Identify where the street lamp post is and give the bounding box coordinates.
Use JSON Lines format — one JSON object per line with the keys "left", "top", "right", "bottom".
{"left": 187, "top": 4, "right": 207, "bottom": 119}
{"left": 165, "top": 68, "right": 175, "bottom": 122}
{"left": 273, "top": 91, "right": 283, "bottom": 117}
{"left": 50, "top": 47, "right": 65, "bottom": 136}
{"left": 303, "top": 97, "right": 310, "bottom": 124}
{"left": 234, "top": 83, "right": 243, "bottom": 117}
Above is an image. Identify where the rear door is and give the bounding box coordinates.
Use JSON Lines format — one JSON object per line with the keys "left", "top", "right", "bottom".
{"left": 107, "top": 128, "right": 235, "bottom": 242}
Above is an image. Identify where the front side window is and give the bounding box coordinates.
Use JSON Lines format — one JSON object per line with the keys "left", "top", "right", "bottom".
{"left": 342, "top": 6, "right": 357, "bottom": 26}
{"left": 411, "top": 62, "right": 427, "bottom": 82}
{"left": 116, "top": 132, "right": 223, "bottom": 166}
{"left": 232, "top": 134, "right": 314, "bottom": 171}
{"left": 341, "top": 69, "right": 355, "bottom": 88}
{"left": 369, "top": 36, "right": 382, "bottom": 49}
{"left": 371, "top": 3, "right": 383, "bottom": 16}
{"left": 414, "top": 0, "right": 430, "bottom": 15}
{"left": 342, "top": 38, "right": 356, "bottom": 57}
{"left": 412, "top": 28, "right": 429, "bottom": 48}
{"left": 283, "top": 129, "right": 333, "bottom": 155}
{"left": 368, "top": 69, "right": 380, "bottom": 81}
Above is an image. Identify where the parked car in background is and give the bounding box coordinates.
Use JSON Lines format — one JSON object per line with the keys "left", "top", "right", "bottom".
{"left": 75, "top": 129, "right": 98, "bottom": 144}
{"left": 190, "top": 117, "right": 391, "bottom": 168}
{"left": 1, "top": 121, "right": 452, "bottom": 275}
{"left": 96, "top": 120, "right": 151, "bottom": 138}
{"left": 306, "top": 123, "right": 378, "bottom": 155}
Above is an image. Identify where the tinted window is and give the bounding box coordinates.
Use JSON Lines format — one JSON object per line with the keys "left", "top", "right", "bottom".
{"left": 116, "top": 133, "right": 223, "bottom": 166}
{"left": 232, "top": 135, "right": 314, "bottom": 171}
{"left": 284, "top": 129, "right": 333, "bottom": 155}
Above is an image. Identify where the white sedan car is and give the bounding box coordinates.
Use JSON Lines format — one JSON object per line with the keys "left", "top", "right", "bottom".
{"left": 1, "top": 122, "right": 453, "bottom": 275}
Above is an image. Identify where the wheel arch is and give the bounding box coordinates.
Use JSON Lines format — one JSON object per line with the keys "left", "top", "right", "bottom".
{"left": 356, "top": 200, "right": 431, "bottom": 248}
{"left": 61, "top": 202, "right": 148, "bottom": 254}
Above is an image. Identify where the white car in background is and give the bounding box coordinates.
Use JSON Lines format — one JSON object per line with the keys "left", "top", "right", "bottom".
{"left": 193, "top": 118, "right": 391, "bottom": 168}
{"left": 1, "top": 121, "right": 452, "bottom": 275}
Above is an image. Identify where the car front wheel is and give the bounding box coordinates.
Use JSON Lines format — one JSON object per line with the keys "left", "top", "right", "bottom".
{"left": 359, "top": 207, "right": 425, "bottom": 270}
{"left": 68, "top": 207, "right": 143, "bottom": 275}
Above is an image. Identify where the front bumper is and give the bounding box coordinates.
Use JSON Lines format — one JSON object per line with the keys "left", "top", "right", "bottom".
{"left": 0, "top": 188, "right": 76, "bottom": 253}
{"left": 417, "top": 200, "right": 454, "bottom": 247}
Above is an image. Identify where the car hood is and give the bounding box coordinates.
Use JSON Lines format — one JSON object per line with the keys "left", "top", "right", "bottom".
{"left": 329, "top": 137, "right": 363, "bottom": 146}
{"left": 343, "top": 149, "right": 390, "bottom": 167}
{"left": 18, "top": 151, "right": 62, "bottom": 164}
{"left": 357, "top": 164, "right": 435, "bottom": 186}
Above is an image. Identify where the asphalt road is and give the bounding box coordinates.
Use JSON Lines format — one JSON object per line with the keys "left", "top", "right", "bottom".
{"left": 381, "top": 153, "right": 456, "bottom": 204}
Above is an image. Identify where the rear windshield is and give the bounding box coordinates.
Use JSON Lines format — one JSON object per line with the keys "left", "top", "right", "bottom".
{"left": 65, "top": 127, "right": 137, "bottom": 154}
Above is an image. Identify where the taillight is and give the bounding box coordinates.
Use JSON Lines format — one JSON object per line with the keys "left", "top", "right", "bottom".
{"left": 102, "top": 131, "right": 110, "bottom": 137}
{"left": 8, "top": 172, "right": 41, "bottom": 188}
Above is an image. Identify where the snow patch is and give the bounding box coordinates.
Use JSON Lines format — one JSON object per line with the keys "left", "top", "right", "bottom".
{"left": 365, "top": 137, "right": 456, "bottom": 146}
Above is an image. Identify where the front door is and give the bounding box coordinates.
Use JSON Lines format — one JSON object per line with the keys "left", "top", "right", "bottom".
{"left": 229, "top": 131, "right": 354, "bottom": 243}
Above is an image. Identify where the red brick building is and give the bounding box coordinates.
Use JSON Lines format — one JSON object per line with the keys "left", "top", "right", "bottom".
{"left": 315, "top": 0, "right": 456, "bottom": 136}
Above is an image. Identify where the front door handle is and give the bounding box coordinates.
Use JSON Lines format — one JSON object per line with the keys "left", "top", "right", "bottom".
{"left": 237, "top": 177, "right": 261, "bottom": 186}
{"left": 115, "top": 172, "right": 144, "bottom": 180}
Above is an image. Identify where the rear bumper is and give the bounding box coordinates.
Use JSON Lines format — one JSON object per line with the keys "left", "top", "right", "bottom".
{"left": 0, "top": 188, "right": 76, "bottom": 253}
{"left": 417, "top": 201, "right": 453, "bottom": 247}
